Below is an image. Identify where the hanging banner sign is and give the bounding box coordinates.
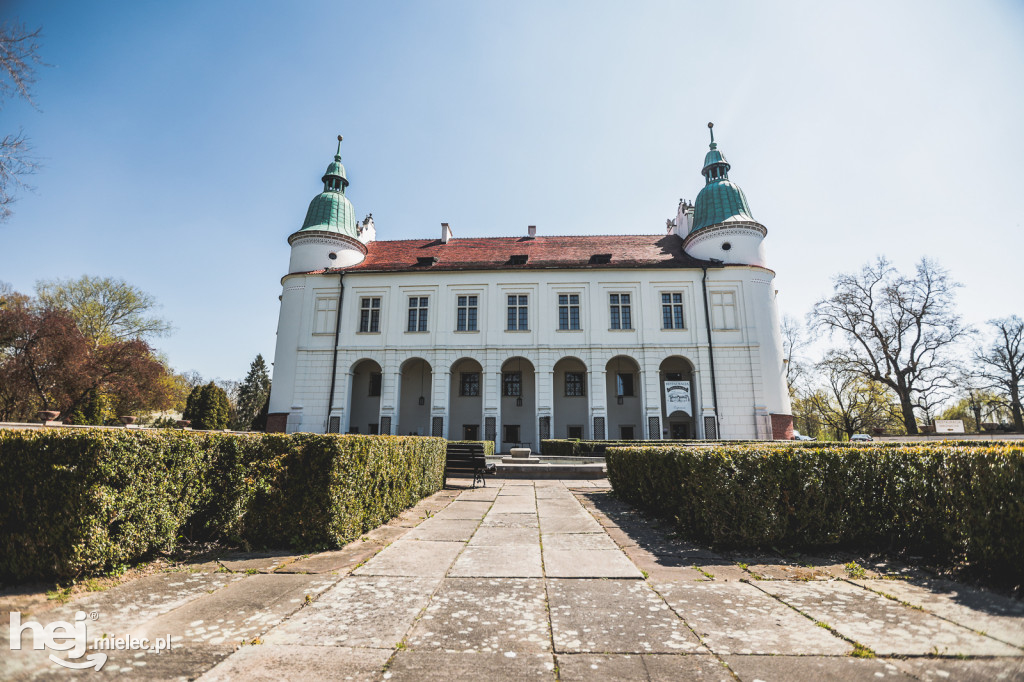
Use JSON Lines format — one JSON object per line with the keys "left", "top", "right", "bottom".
{"left": 664, "top": 381, "right": 691, "bottom": 416}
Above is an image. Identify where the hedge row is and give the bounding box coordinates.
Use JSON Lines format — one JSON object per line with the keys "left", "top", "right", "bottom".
{"left": 0, "top": 429, "right": 446, "bottom": 581}
{"left": 606, "top": 441, "right": 1024, "bottom": 583}
{"left": 447, "top": 440, "right": 495, "bottom": 456}
{"left": 541, "top": 439, "right": 751, "bottom": 457}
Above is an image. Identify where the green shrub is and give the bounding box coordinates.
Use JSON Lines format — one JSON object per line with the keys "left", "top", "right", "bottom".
{"left": 447, "top": 440, "right": 495, "bottom": 457}
{"left": 606, "top": 441, "right": 1024, "bottom": 584}
{"left": 0, "top": 429, "right": 446, "bottom": 581}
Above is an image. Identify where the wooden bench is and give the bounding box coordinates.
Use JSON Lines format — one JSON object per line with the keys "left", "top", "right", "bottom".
{"left": 445, "top": 442, "right": 496, "bottom": 488}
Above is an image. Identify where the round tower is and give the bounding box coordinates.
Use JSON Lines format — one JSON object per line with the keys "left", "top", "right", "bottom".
{"left": 682, "top": 123, "right": 768, "bottom": 267}
{"left": 287, "top": 136, "right": 368, "bottom": 273}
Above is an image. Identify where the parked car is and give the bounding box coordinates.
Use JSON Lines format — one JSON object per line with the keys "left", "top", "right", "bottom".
{"left": 850, "top": 433, "right": 873, "bottom": 442}
{"left": 792, "top": 430, "right": 815, "bottom": 441}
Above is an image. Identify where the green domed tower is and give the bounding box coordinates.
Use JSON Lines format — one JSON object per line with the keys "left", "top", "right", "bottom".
{"left": 691, "top": 124, "right": 755, "bottom": 232}
{"left": 297, "top": 135, "right": 358, "bottom": 238}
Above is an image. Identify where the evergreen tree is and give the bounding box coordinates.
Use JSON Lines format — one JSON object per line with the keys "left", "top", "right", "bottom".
{"left": 235, "top": 354, "right": 271, "bottom": 431}
{"left": 182, "top": 381, "right": 229, "bottom": 430}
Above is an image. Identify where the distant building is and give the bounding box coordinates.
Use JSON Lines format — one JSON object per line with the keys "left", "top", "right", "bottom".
{"left": 267, "top": 127, "right": 793, "bottom": 445}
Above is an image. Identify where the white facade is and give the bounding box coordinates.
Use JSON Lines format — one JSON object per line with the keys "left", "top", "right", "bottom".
{"left": 268, "top": 132, "right": 793, "bottom": 446}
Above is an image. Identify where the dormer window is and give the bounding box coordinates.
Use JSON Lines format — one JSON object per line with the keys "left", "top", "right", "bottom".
{"left": 509, "top": 254, "right": 529, "bottom": 265}
{"left": 589, "top": 254, "right": 611, "bottom": 265}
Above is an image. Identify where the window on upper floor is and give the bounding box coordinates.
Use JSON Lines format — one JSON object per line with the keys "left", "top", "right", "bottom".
{"left": 711, "top": 291, "right": 739, "bottom": 330}
{"left": 503, "top": 371, "right": 522, "bottom": 397}
{"left": 460, "top": 372, "right": 480, "bottom": 396}
{"left": 661, "top": 292, "right": 685, "bottom": 329}
{"left": 313, "top": 296, "right": 337, "bottom": 335}
{"left": 558, "top": 294, "right": 581, "bottom": 330}
{"left": 359, "top": 297, "right": 381, "bottom": 333}
{"left": 407, "top": 296, "right": 428, "bottom": 332}
{"left": 507, "top": 295, "right": 528, "bottom": 331}
{"left": 565, "top": 372, "right": 585, "bottom": 397}
{"left": 609, "top": 293, "right": 632, "bottom": 330}
{"left": 456, "top": 295, "right": 478, "bottom": 331}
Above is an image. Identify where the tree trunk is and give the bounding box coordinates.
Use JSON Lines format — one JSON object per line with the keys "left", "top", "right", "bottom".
{"left": 1012, "top": 385, "right": 1024, "bottom": 432}
{"left": 899, "top": 395, "right": 918, "bottom": 434}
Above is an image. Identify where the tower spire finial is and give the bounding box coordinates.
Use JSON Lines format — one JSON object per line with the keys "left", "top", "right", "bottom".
{"left": 335, "top": 134, "right": 343, "bottom": 158}
{"left": 707, "top": 122, "right": 715, "bottom": 147}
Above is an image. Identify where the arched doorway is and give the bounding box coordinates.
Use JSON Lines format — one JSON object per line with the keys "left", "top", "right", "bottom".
{"left": 448, "top": 357, "right": 483, "bottom": 441}
{"left": 660, "top": 356, "right": 697, "bottom": 439}
{"left": 398, "top": 358, "right": 431, "bottom": 436}
{"left": 349, "top": 359, "right": 382, "bottom": 434}
{"left": 606, "top": 355, "right": 642, "bottom": 440}
{"left": 553, "top": 356, "right": 588, "bottom": 440}
{"left": 500, "top": 356, "right": 536, "bottom": 451}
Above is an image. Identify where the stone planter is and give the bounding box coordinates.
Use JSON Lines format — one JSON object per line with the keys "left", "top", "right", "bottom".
{"left": 37, "top": 410, "right": 60, "bottom": 422}
{"left": 177, "top": 420, "right": 192, "bottom": 429}
{"left": 119, "top": 415, "right": 138, "bottom": 426}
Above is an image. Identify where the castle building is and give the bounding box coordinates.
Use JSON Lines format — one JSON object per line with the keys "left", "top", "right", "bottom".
{"left": 266, "top": 127, "right": 793, "bottom": 445}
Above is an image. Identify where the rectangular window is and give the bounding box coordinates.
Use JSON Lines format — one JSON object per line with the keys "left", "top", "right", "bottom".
{"left": 314, "top": 297, "right": 337, "bottom": 334}
{"left": 558, "top": 294, "right": 581, "bottom": 330}
{"left": 620, "top": 425, "right": 635, "bottom": 440}
{"left": 567, "top": 425, "right": 583, "bottom": 440}
{"left": 456, "top": 295, "right": 478, "bottom": 331}
{"left": 503, "top": 371, "right": 522, "bottom": 397}
{"left": 369, "top": 372, "right": 382, "bottom": 397}
{"left": 711, "top": 291, "right": 738, "bottom": 330}
{"left": 616, "top": 373, "right": 634, "bottom": 397}
{"left": 609, "top": 293, "right": 632, "bottom": 330}
{"left": 407, "top": 296, "right": 428, "bottom": 332}
{"left": 359, "top": 297, "right": 381, "bottom": 333}
{"left": 503, "top": 424, "right": 520, "bottom": 443}
{"left": 565, "top": 371, "right": 585, "bottom": 397}
{"left": 460, "top": 372, "right": 480, "bottom": 396}
{"left": 507, "top": 294, "right": 528, "bottom": 331}
{"left": 661, "top": 292, "right": 685, "bottom": 329}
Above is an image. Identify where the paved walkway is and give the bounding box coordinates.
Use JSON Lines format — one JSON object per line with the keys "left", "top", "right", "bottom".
{"left": 3, "top": 478, "right": 1024, "bottom": 680}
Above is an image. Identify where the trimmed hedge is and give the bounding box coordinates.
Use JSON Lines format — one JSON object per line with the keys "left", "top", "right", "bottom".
{"left": 606, "top": 442, "right": 1024, "bottom": 583}
{"left": 542, "top": 439, "right": 717, "bottom": 457}
{"left": 447, "top": 440, "right": 495, "bottom": 457}
{"left": 0, "top": 429, "right": 446, "bottom": 581}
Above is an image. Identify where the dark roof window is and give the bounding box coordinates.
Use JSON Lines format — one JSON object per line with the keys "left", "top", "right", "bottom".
{"left": 416, "top": 256, "right": 439, "bottom": 266}
{"left": 509, "top": 254, "right": 529, "bottom": 265}
{"left": 589, "top": 254, "right": 612, "bottom": 264}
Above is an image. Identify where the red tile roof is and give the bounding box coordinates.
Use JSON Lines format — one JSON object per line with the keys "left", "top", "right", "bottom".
{"left": 336, "top": 234, "right": 710, "bottom": 273}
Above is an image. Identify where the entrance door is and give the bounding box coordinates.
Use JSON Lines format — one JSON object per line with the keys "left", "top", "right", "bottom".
{"left": 670, "top": 422, "right": 690, "bottom": 439}
{"left": 463, "top": 424, "right": 479, "bottom": 440}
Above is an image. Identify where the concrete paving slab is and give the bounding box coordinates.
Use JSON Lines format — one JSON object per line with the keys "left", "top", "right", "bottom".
{"left": 535, "top": 488, "right": 573, "bottom": 499}
{"left": 199, "top": 644, "right": 391, "bottom": 681}
{"left": 276, "top": 542, "right": 383, "bottom": 574}
{"left": 217, "top": 552, "right": 302, "bottom": 573}
{"left": 556, "top": 653, "right": 734, "bottom": 682}
{"left": 406, "top": 578, "right": 550, "bottom": 652}
{"left": 541, "top": 532, "right": 618, "bottom": 551}
{"left": 354, "top": 540, "right": 464, "bottom": 577}
{"left": 655, "top": 581, "right": 851, "bottom": 655}
{"left": 723, "top": 654, "right": 912, "bottom": 681}
{"left": 480, "top": 513, "right": 539, "bottom": 528}
{"left": 853, "top": 577, "right": 1024, "bottom": 649}
{"left": 604, "top": 526, "right": 641, "bottom": 548}
{"left": 759, "top": 580, "right": 1021, "bottom": 656}
{"left": 544, "top": 549, "right": 643, "bottom": 579}
{"left": 14, "top": 643, "right": 233, "bottom": 680}
{"left": 363, "top": 525, "right": 413, "bottom": 544}
{"left": 625, "top": 549, "right": 710, "bottom": 583}
{"left": 404, "top": 518, "right": 480, "bottom": 542}
{"left": 136, "top": 573, "right": 336, "bottom": 648}
{"left": 449, "top": 545, "right": 543, "bottom": 578}
{"left": 691, "top": 561, "right": 749, "bottom": 581}
{"left": 469, "top": 527, "right": 538, "bottom": 546}
{"left": 489, "top": 497, "right": 537, "bottom": 514}
{"left": 453, "top": 488, "right": 500, "bottom": 502}
{"left": 384, "top": 651, "right": 556, "bottom": 680}
{"left": 433, "top": 503, "right": 492, "bottom": 520}
{"left": 386, "top": 508, "right": 428, "bottom": 528}
{"left": 538, "top": 514, "right": 603, "bottom": 534}
{"left": 892, "top": 656, "right": 1024, "bottom": 681}
{"left": 262, "top": 576, "right": 440, "bottom": 648}
{"left": 548, "top": 579, "right": 700, "bottom": 653}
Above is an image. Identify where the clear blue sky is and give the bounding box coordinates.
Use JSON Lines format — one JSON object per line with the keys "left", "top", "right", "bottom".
{"left": 3, "top": 0, "right": 1023, "bottom": 381}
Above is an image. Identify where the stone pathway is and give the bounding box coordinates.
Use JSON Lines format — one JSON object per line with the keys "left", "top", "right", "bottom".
{"left": 3, "top": 478, "right": 1024, "bottom": 680}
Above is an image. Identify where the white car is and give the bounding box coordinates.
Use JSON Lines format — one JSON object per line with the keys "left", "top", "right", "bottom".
{"left": 850, "top": 433, "right": 873, "bottom": 442}
{"left": 792, "top": 430, "right": 815, "bottom": 441}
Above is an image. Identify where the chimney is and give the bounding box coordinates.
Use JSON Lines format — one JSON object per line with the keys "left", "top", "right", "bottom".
{"left": 527, "top": 225, "right": 537, "bottom": 238}
{"left": 441, "top": 222, "right": 453, "bottom": 244}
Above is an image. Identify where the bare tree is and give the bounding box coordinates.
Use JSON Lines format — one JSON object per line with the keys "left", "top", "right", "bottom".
{"left": 811, "top": 257, "right": 971, "bottom": 434}
{"left": 805, "top": 357, "right": 899, "bottom": 439}
{"left": 974, "top": 316, "right": 1024, "bottom": 431}
{"left": 780, "top": 314, "right": 810, "bottom": 390}
{"left": 1, "top": 22, "right": 45, "bottom": 221}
